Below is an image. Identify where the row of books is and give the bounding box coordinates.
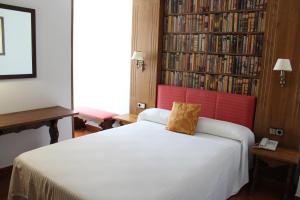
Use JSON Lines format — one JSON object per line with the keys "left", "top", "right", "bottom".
{"left": 162, "top": 52, "right": 206, "bottom": 71}
{"left": 162, "top": 53, "right": 261, "bottom": 76}
{"left": 205, "top": 74, "right": 259, "bottom": 95}
{"left": 163, "top": 34, "right": 264, "bottom": 55}
{"left": 209, "top": 12, "right": 265, "bottom": 32}
{"left": 165, "top": 15, "right": 209, "bottom": 33}
{"left": 165, "top": 12, "right": 265, "bottom": 33}
{"left": 209, "top": 0, "right": 267, "bottom": 11}
{"left": 161, "top": 71, "right": 206, "bottom": 87}
{"left": 161, "top": 71, "right": 259, "bottom": 95}
{"left": 163, "top": 34, "right": 207, "bottom": 52}
{"left": 165, "top": 0, "right": 267, "bottom": 14}
{"left": 165, "top": 0, "right": 211, "bottom": 14}
{"left": 207, "top": 34, "right": 264, "bottom": 55}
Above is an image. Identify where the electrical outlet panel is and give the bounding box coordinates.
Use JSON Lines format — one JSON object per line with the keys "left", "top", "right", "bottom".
{"left": 269, "top": 128, "right": 276, "bottom": 135}
{"left": 269, "top": 128, "right": 284, "bottom": 136}
{"left": 137, "top": 102, "right": 146, "bottom": 109}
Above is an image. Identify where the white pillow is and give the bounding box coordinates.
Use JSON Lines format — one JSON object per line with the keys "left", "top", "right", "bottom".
{"left": 195, "top": 117, "right": 255, "bottom": 144}
{"left": 137, "top": 108, "right": 170, "bottom": 125}
{"left": 138, "top": 108, "right": 255, "bottom": 145}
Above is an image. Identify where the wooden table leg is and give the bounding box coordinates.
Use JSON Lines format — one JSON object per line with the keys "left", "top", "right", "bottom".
{"left": 49, "top": 119, "right": 59, "bottom": 144}
{"left": 250, "top": 156, "right": 259, "bottom": 194}
{"left": 282, "top": 165, "right": 294, "bottom": 200}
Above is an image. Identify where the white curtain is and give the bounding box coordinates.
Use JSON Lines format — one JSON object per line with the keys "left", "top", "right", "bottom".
{"left": 74, "top": 0, "right": 132, "bottom": 114}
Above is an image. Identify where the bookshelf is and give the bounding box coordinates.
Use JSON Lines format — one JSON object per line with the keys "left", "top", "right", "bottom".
{"left": 161, "top": 0, "right": 267, "bottom": 96}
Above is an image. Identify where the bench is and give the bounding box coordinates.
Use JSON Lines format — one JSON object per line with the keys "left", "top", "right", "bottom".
{"left": 74, "top": 107, "right": 117, "bottom": 130}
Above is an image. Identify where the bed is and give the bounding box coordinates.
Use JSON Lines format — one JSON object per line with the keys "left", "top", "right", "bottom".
{"left": 8, "top": 85, "right": 256, "bottom": 200}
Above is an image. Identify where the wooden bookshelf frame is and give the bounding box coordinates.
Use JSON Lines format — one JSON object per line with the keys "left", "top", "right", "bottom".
{"left": 161, "top": 0, "right": 267, "bottom": 96}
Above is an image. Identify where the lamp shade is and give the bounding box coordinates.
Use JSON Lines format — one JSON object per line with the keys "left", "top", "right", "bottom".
{"left": 131, "top": 51, "right": 144, "bottom": 61}
{"left": 273, "top": 58, "right": 292, "bottom": 71}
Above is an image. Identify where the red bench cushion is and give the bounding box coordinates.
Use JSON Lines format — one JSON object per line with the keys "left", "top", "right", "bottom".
{"left": 75, "top": 107, "right": 116, "bottom": 121}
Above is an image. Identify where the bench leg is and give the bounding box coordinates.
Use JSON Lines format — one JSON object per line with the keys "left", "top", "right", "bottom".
{"left": 74, "top": 117, "right": 86, "bottom": 130}
{"left": 49, "top": 119, "right": 59, "bottom": 144}
{"left": 100, "top": 119, "right": 115, "bottom": 130}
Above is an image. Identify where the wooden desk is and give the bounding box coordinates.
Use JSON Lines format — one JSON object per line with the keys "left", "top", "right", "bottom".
{"left": 0, "top": 106, "right": 78, "bottom": 144}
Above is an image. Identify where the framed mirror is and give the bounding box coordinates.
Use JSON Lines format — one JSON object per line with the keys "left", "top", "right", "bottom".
{"left": 0, "top": 3, "right": 36, "bottom": 79}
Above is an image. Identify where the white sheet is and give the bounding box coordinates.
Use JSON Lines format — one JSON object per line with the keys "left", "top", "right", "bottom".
{"left": 9, "top": 121, "right": 252, "bottom": 200}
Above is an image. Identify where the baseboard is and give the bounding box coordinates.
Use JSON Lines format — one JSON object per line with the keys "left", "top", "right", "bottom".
{"left": 0, "top": 166, "right": 13, "bottom": 179}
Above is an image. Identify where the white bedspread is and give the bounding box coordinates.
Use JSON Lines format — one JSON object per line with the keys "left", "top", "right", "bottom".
{"left": 9, "top": 121, "right": 252, "bottom": 200}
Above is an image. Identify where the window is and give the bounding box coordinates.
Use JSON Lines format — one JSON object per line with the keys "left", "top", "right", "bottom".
{"left": 74, "top": 0, "right": 132, "bottom": 114}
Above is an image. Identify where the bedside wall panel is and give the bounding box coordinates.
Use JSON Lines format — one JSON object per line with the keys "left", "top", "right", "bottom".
{"left": 130, "top": 0, "right": 300, "bottom": 149}
{"left": 254, "top": 0, "right": 300, "bottom": 148}
{"left": 130, "top": 0, "right": 163, "bottom": 114}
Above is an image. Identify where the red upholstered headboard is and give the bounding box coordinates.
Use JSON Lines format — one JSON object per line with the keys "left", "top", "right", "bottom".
{"left": 157, "top": 85, "right": 256, "bottom": 129}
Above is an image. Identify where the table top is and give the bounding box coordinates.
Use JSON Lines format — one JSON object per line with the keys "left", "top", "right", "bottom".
{"left": 251, "top": 147, "right": 300, "bottom": 165}
{"left": 0, "top": 106, "right": 78, "bottom": 129}
{"left": 113, "top": 114, "right": 138, "bottom": 124}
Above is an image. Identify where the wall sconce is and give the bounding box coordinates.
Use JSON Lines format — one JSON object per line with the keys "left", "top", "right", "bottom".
{"left": 131, "top": 51, "right": 144, "bottom": 71}
{"left": 273, "top": 58, "right": 292, "bottom": 87}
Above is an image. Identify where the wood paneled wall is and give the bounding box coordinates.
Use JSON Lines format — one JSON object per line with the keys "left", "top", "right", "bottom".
{"left": 130, "top": 0, "right": 163, "bottom": 114}
{"left": 130, "top": 0, "right": 300, "bottom": 149}
{"left": 254, "top": 0, "right": 300, "bottom": 149}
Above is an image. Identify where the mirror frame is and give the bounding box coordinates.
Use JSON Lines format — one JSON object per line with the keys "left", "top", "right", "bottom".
{"left": 0, "top": 3, "right": 36, "bottom": 80}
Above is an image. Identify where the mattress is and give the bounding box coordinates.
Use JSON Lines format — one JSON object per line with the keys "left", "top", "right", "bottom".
{"left": 8, "top": 120, "right": 252, "bottom": 200}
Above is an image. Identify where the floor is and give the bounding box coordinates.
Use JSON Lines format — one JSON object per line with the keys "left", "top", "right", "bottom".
{"left": 230, "top": 183, "right": 283, "bottom": 200}
{"left": 0, "top": 129, "right": 289, "bottom": 200}
{"left": 74, "top": 124, "right": 102, "bottom": 138}
{"left": 0, "top": 168, "right": 11, "bottom": 200}
{"left": 74, "top": 128, "right": 92, "bottom": 137}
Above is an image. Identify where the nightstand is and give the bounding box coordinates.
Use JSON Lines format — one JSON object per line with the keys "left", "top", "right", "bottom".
{"left": 251, "top": 147, "right": 300, "bottom": 200}
{"left": 113, "top": 114, "right": 138, "bottom": 125}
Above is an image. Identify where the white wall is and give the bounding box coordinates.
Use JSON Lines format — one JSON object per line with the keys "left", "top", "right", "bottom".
{"left": 0, "top": 0, "right": 72, "bottom": 168}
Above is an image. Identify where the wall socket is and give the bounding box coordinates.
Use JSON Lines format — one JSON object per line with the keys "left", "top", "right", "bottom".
{"left": 137, "top": 102, "right": 146, "bottom": 109}
{"left": 269, "top": 127, "right": 284, "bottom": 136}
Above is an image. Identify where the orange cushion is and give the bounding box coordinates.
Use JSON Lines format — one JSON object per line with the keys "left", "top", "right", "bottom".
{"left": 166, "top": 102, "right": 201, "bottom": 135}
